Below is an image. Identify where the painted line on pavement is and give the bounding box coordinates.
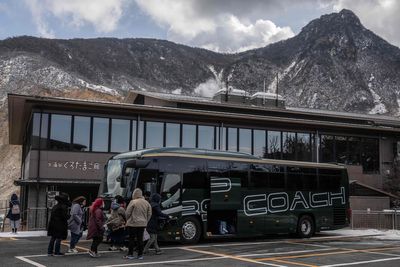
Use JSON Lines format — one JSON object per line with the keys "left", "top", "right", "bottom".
{"left": 97, "top": 256, "right": 228, "bottom": 267}
{"left": 15, "top": 256, "right": 46, "bottom": 267}
{"left": 320, "top": 256, "right": 400, "bottom": 267}
{"left": 181, "top": 246, "right": 287, "bottom": 266}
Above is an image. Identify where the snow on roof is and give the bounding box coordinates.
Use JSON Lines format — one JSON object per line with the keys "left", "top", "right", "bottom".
{"left": 214, "top": 88, "right": 247, "bottom": 96}
{"left": 251, "top": 92, "right": 284, "bottom": 100}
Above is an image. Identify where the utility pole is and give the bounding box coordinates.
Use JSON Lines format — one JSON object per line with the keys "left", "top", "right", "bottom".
{"left": 225, "top": 79, "right": 229, "bottom": 102}
{"left": 263, "top": 78, "right": 266, "bottom": 105}
{"left": 275, "top": 73, "right": 279, "bottom": 107}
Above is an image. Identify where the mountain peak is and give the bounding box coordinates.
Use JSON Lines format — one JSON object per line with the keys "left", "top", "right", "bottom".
{"left": 299, "top": 9, "right": 363, "bottom": 36}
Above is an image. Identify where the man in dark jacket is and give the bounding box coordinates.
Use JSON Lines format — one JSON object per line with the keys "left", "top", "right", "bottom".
{"left": 47, "top": 193, "right": 71, "bottom": 256}
{"left": 143, "top": 193, "right": 170, "bottom": 255}
{"left": 6, "top": 193, "right": 21, "bottom": 234}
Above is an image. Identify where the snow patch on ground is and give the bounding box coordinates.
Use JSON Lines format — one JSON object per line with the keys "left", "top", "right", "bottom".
{"left": 268, "top": 61, "right": 296, "bottom": 93}
{"left": 78, "top": 79, "right": 120, "bottom": 96}
{"left": 329, "top": 229, "right": 400, "bottom": 240}
{"left": 368, "top": 87, "right": 387, "bottom": 114}
{"left": 160, "top": 56, "right": 165, "bottom": 60}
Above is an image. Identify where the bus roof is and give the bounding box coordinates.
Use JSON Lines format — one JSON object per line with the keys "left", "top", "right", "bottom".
{"left": 112, "top": 147, "right": 345, "bottom": 170}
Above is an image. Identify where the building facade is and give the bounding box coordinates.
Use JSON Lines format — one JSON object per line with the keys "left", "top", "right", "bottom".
{"left": 7, "top": 91, "right": 400, "bottom": 228}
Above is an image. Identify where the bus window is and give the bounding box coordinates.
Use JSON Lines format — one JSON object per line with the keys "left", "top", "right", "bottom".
{"left": 268, "top": 166, "right": 285, "bottom": 189}
{"left": 302, "top": 168, "right": 317, "bottom": 191}
{"left": 136, "top": 169, "right": 158, "bottom": 194}
{"left": 250, "top": 171, "right": 268, "bottom": 188}
{"left": 287, "top": 167, "right": 303, "bottom": 190}
{"left": 183, "top": 170, "right": 208, "bottom": 189}
{"left": 160, "top": 173, "right": 181, "bottom": 208}
{"left": 318, "top": 169, "right": 342, "bottom": 191}
{"left": 231, "top": 163, "right": 249, "bottom": 187}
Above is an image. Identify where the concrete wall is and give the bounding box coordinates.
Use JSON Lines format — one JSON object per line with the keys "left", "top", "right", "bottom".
{"left": 346, "top": 165, "right": 383, "bottom": 189}
{"left": 350, "top": 196, "right": 390, "bottom": 210}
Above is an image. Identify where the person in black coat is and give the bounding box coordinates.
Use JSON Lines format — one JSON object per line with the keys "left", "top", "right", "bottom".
{"left": 143, "top": 193, "right": 170, "bottom": 255}
{"left": 47, "top": 193, "right": 71, "bottom": 256}
{"left": 6, "top": 193, "right": 21, "bottom": 234}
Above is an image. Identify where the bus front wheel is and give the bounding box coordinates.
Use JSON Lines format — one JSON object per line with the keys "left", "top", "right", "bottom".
{"left": 180, "top": 216, "right": 201, "bottom": 244}
{"left": 297, "top": 215, "right": 314, "bottom": 238}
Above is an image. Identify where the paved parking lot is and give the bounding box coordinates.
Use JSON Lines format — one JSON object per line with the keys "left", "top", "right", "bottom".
{"left": 2, "top": 232, "right": 400, "bottom": 267}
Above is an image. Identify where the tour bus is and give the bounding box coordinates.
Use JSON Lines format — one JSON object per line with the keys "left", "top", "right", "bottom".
{"left": 100, "top": 147, "right": 350, "bottom": 244}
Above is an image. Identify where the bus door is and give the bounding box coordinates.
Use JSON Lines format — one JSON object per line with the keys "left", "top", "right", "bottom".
{"left": 206, "top": 161, "right": 239, "bottom": 236}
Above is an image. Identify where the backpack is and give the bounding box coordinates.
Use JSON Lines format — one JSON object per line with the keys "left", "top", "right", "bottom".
{"left": 11, "top": 204, "right": 20, "bottom": 215}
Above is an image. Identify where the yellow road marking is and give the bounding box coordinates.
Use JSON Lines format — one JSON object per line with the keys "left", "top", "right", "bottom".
{"left": 256, "top": 246, "right": 400, "bottom": 263}
{"left": 182, "top": 246, "right": 284, "bottom": 266}
{"left": 272, "top": 258, "right": 318, "bottom": 267}
{"left": 61, "top": 241, "right": 90, "bottom": 252}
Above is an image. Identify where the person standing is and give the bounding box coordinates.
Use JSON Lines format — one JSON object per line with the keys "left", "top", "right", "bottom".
{"left": 47, "top": 193, "right": 71, "bottom": 256}
{"left": 143, "top": 193, "right": 170, "bottom": 255}
{"left": 106, "top": 201, "right": 126, "bottom": 251}
{"left": 87, "top": 198, "right": 105, "bottom": 258}
{"left": 6, "top": 193, "right": 21, "bottom": 234}
{"left": 68, "top": 196, "right": 86, "bottom": 253}
{"left": 123, "top": 188, "right": 152, "bottom": 260}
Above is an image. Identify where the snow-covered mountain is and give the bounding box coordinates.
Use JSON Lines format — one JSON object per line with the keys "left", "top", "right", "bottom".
{"left": 1, "top": 9, "right": 400, "bottom": 116}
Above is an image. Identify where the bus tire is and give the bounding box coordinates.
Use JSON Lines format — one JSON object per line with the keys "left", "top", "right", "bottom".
{"left": 297, "top": 215, "right": 314, "bottom": 238}
{"left": 180, "top": 216, "right": 201, "bottom": 244}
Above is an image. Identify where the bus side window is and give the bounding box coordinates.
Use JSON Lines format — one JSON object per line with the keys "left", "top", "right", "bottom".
{"left": 318, "top": 169, "right": 342, "bottom": 191}
{"left": 269, "top": 172, "right": 285, "bottom": 189}
{"left": 302, "top": 168, "right": 317, "bottom": 191}
{"left": 160, "top": 173, "right": 181, "bottom": 208}
{"left": 230, "top": 163, "right": 249, "bottom": 187}
{"left": 287, "top": 167, "right": 303, "bottom": 190}
{"left": 183, "top": 170, "right": 208, "bottom": 189}
{"left": 136, "top": 169, "right": 158, "bottom": 193}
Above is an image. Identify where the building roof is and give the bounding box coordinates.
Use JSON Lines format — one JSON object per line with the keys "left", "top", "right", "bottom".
{"left": 350, "top": 180, "right": 400, "bottom": 199}
{"left": 7, "top": 92, "right": 400, "bottom": 145}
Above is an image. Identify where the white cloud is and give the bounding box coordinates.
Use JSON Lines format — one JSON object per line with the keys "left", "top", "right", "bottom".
{"left": 135, "top": 0, "right": 294, "bottom": 53}
{"left": 24, "top": 0, "right": 125, "bottom": 37}
{"left": 331, "top": 0, "right": 400, "bottom": 47}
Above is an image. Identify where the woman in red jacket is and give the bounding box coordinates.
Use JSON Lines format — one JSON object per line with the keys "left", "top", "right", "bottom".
{"left": 87, "top": 198, "right": 105, "bottom": 258}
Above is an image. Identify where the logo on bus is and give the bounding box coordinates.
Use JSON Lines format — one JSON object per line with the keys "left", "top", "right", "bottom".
{"left": 243, "top": 187, "right": 346, "bottom": 216}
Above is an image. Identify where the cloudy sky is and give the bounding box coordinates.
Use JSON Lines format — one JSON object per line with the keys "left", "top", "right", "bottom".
{"left": 0, "top": 0, "right": 399, "bottom": 53}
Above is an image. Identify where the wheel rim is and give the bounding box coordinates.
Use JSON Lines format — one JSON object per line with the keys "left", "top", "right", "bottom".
{"left": 182, "top": 221, "right": 197, "bottom": 240}
{"left": 301, "top": 219, "right": 312, "bottom": 235}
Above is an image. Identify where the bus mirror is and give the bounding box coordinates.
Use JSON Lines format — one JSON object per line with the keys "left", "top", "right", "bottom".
{"left": 121, "top": 159, "right": 150, "bottom": 187}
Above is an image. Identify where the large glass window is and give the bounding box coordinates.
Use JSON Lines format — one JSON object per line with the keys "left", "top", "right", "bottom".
{"left": 335, "top": 136, "right": 347, "bottom": 164}
{"left": 50, "top": 114, "right": 72, "bottom": 150}
{"left": 111, "top": 119, "right": 130, "bottom": 152}
{"left": 131, "top": 120, "right": 137, "bottom": 150}
{"left": 138, "top": 121, "right": 144, "bottom": 149}
{"left": 182, "top": 124, "right": 196, "bottom": 148}
{"left": 297, "top": 133, "right": 311, "bottom": 161}
{"left": 320, "top": 135, "right": 334, "bottom": 162}
{"left": 198, "top": 125, "right": 214, "bottom": 149}
{"left": 282, "top": 132, "right": 296, "bottom": 160}
{"left": 348, "top": 137, "right": 361, "bottom": 165}
{"left": 73, "top": 116, "right": 90, "bottom": 151}
{"left": 92, "top": 117, "right": 109, "bottom": 152}
{"left": 31, "top": 113, "right": 48, "bottom": 149}
{"left": 239, "top": 128, "right": 252, "bottom": 154}
{"left": 166, "top": 123, "right": 180, "bottom": 147}
{"left": 267, "top": 131, "right": 281, "bottom": 159}
{"left": 228, "top": 128, "right": 238, "bottom": 152}
{"left": 253, "top": 130, "right": 266, "bottom": 158}
{"left": 362, "top": 138, "right": 379, "bottom": 173}
{"left": 145, "top": 121, "right": 164, "bottom": 148}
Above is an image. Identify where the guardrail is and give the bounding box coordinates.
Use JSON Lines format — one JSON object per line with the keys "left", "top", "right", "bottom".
{"left": 351, "top": 209, "right": 400, "bottom": 230}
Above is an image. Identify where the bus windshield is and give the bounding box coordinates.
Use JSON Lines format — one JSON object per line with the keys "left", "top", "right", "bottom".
{"left": 103, "top": 159, "right": 139, "bottom": 197}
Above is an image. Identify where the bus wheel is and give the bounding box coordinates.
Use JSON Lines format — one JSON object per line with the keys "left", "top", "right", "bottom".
{"left": 180, "top": 216, "right": 201, "bottom": 244}
{"left": 297, "top": 215, "right": 314, "bottom": 238}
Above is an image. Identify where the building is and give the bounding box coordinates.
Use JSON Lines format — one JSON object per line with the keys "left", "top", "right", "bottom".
{"left": 7, "top": 90, "right": 400, "bottom": 228}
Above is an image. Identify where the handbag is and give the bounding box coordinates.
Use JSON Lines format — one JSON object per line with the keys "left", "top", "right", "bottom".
{"left": 143, "top": 228, "right": 150, "bottom": 241}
